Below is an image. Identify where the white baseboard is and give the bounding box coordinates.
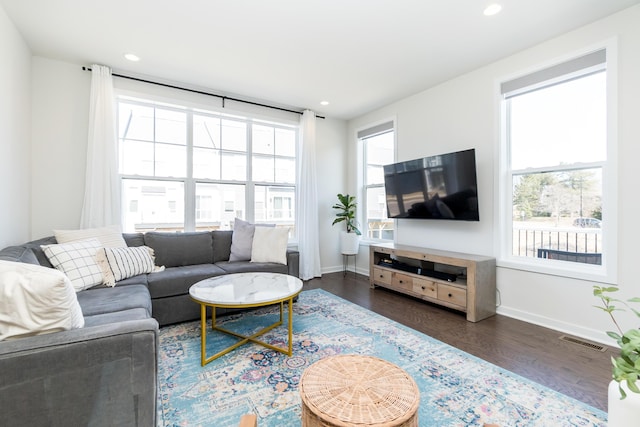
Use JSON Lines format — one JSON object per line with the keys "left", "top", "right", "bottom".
{"left": 496, "top": 305, "right": 614, "bottom": 347}
{"left": 321, "top": 265, "right": 368, "bottom": 276}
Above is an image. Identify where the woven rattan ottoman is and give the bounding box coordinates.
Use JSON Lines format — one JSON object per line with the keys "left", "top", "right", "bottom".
{"left": 299, "top": 355, "right": 420, "bottom": 427}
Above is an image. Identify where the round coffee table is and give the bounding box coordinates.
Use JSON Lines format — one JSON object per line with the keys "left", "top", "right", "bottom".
{"left": 189, "top": 272, "right": 303, "bottom": 366}
{"left": 299, "top": 354, "right": 420, "bottom": 427}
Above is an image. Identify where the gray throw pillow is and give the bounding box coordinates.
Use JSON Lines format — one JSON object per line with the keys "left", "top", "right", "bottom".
{"left": 229, "top": 219, "right": 255, "bottom": 262}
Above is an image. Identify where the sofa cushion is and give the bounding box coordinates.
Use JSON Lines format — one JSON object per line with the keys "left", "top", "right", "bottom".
{"left": 123, "top": 232, "right": 145, "bottom": 247}
{"left": 76, "top": 285, "right": 152, "bottom": 317}
{"left": 0, "top": 260, "right": 84, "bottom": 341}
{"left": 151, "top": 294, "right": 201, "bottom": 326}
{"left": 144, "top": 232, "right": 213, "bottom": 267}
{"left": 54, "top": 225, "right": 127, "bottom": 248}
{"left": 83, "top": 308, "right": 150, "bottom": 327}
{"left": 212, "top": 230, "right": 233, "bottom": 262}
{"left": 216, "top": 261, "right": 288, "bottom": 275}
{"left": 25, "top": 236, "right": 57, "bottom": 268}
{"left": 115, "top": 274, "right": 148, "bottom": 287}
{"left": 41, "top": 238, "right": 104, "bottom": 291}
{"left": 0, "top": 246, "right": 39, "bottom": 265}
{"left": 146, "top": 264, "right": 227, "bottom": 299}
{"left": 96, "top": 246, "right": 164, "bottom": 287}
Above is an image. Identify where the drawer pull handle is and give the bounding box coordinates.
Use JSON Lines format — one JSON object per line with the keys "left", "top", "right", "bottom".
{"left": 379, "top": 274, "right": 384, "bottom": 278}
{"left": 399, "top": 280, "right": 403, "bottom": 284}
{"left": 448, "top": 293, "right": 453, "bottom": 298}
{"left": 421, "top": 286, "right": 425, "bottom": 290}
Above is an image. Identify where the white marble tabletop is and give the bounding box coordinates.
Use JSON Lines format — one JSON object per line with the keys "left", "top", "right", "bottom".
{"left": 189, "top": 272, "right": 303, "bottom": 306}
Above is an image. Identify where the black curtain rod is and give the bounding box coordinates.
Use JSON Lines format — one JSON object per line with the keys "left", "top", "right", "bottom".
{"left": 82, "top": 66, "right": 325, "bottom": 119}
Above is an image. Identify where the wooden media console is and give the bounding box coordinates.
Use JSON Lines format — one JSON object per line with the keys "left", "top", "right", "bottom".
{"left": 369, "top": 243, "right": 496, "bottom": 322}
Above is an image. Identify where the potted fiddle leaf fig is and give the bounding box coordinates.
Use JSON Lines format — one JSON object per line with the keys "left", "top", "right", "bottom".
{"left": 332, "top": 193, "right": 362, "bottom": 255}
{"left": 593, "top": 285, "right": 640, "bottom": 426}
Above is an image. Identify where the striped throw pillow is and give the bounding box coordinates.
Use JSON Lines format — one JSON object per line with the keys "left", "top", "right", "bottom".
{"left": 96, "top": 246, "right": 164, "bottom": 287}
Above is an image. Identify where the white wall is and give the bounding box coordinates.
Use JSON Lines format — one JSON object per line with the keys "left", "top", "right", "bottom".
{"left": 30, "top": 57, "right": 91, "bottom": 238}
{"left": 0, "top": 6, "right": 31, "bottom": 247}
{"left": 347, "top": 5, "right": 640, "bottom": 344}
{"left": 316, "top": 118, "right": 348, "bottom": 273}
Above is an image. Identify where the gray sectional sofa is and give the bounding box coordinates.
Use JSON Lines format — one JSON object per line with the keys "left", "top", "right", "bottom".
{"left": 0, "top": 230, "right": 300, "bottom": 427}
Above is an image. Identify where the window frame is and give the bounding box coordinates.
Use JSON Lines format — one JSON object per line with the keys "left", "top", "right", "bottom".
{"left": 357, "top": 119, "right": 396, "bottom": 243}
{"left": 116, "top": 94, "right": 299, "bottom": 238}
{"left": 497, "top": 44, "right": 618, "bottom": 284}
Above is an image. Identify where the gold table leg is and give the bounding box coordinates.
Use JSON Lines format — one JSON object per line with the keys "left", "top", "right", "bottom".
{"left": 200, "top": 304, "right": 206, "bottom": 366}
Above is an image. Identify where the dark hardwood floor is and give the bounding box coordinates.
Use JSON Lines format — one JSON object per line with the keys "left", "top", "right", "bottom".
{"left": 303, "top": 271, "right": 613, "bottom": 412}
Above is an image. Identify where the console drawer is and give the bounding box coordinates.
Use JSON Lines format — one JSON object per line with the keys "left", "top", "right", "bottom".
{"left": 412, "top": 277, "right": 437, "bottom": 298}
{"left": 392, "top": 272, "right": 413, "bottom": 291}
{"left": 372, "top": 267, "right": 392, "bottom": 285}
{"left": 438, "top": 284, "right": 466, "bottom": 307}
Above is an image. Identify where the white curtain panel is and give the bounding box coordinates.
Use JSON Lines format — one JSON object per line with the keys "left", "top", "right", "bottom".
{"left": 296, "top": 110, "right": 322, "bottom": 280}
{"left": 80, "top": 64, "right": 121, "bottom": 228}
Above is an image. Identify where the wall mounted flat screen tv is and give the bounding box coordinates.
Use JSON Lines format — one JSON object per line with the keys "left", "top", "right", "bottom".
{"left": 383, "top": 148, "right": 479, "bottom": 221}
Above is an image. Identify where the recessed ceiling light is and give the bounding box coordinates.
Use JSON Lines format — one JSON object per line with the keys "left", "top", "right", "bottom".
{"left": 124, "top": 53, "right": 140, "bottom": 62}
{"left": 483, "top": 3, "right": 502, "bottom": 16}
{"left": 320, "top": 101, "right": 330, "bottom": 106}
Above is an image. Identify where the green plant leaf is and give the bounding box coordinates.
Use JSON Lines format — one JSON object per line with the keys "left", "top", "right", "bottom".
{"left": 618, "top": 383, "right": 628, "bottom": 399}
{"left": 332, "top": 193, "right": 361, "bottom": 235}
{"left": 607, "top": 331, "right": 622, "bottom": 341}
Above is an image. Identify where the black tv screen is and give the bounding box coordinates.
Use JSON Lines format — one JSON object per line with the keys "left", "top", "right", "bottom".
{"left": 383, "top": 148, "right": 479, "bottom": 221}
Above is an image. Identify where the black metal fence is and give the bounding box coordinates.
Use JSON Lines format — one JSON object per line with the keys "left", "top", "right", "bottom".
{"left": 513, "top": 227, "right": 601, "bottom": 265}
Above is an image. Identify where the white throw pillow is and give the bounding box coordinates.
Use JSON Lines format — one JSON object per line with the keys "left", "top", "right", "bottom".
{"left": 251, "top": 227, "right": 289, "bottom": 265}
{"left": 96, "top": 246, "right": 164, "bottom": 287}
{"left": 0, "top": 260, "right": 84, "bottom": 341}
{"left": 54, "top": 225, "right": 127, "bottom": 248}
{"left": 41, "top": 238, "right": 104, "bottom": 291}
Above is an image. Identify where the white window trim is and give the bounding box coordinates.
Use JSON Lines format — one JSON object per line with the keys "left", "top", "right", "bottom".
{"left": 356, "top": 117, "right": 397, "bottom": 245}
{"left": 496, "top": 40, "right": 618, "bottom": 284}
{"left": 115, "top": 89, "right": 300, "bottom": 239}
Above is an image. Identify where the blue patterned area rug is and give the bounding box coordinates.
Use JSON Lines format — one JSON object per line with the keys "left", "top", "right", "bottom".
{"left": 157, "top": 289, "right": 606, "bottom": 426}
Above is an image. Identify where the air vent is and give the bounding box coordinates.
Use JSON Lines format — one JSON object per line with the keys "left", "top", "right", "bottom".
{"left": 559, "top": 335, "right": 607, "bottom": 352}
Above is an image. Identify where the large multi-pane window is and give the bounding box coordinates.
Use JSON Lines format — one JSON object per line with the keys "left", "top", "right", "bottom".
{"left": 118, "top": 97, "right": 297, "bottom": 235}
{"left": 501, "top": 48, "right": 613, "bottom": 277}
{"left": 359, "top": 122, "right": 395, "bottom": 241}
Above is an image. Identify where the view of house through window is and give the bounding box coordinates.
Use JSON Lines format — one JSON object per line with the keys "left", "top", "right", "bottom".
{"left": 118, "top": 98, "right": 297, "bottom": 235}
{"left": 503, "top": 50, "right": 607, "bottom": 267}
{"left": 360, "top": 122, "right": 395, "bottom": 241}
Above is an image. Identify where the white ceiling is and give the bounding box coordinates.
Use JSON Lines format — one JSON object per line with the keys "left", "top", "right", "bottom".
{"left": 3, "top": 0, "right": 639, "bottom": 119}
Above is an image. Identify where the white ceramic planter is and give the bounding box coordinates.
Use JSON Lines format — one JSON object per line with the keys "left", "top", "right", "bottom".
{"left": 340, "top": 231, "right": 360, "bottom": 255}
{"left": 608, "top": 380, "right": 640, "bottom": 427}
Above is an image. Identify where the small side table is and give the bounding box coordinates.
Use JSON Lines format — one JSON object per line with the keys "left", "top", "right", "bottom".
{"left": 300, "top": 354, "right": 420, "bottom": 427}
{"left": 342, "top": 253, "right": 356, "bottom": 277}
